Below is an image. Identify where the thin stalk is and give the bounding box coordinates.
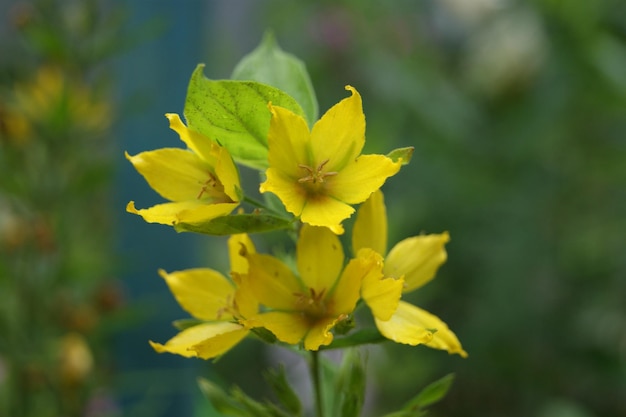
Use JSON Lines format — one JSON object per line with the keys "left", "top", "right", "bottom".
{"left": 242, "top": 195, "right": 285, "bottom": 217}
{"left": 310, "top": 350, "right": 325, "bottom": 417}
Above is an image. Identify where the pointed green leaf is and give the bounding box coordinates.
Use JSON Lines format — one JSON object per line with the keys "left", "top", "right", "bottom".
{"left": 174, "top": 213, "right": 294, "bottom": 235}
{"left": 404, "top": 373, "right": 455, "bottom": 411}
{"left": 232, "top": 31, "right": 318, "bottom": 126}
{"left": 197, "top": 378, "right": 249, "bottom": 416}
{"left": 333, "top": 349, "right": 366, "bottom": 417}
{"left": 184, "top": 64, "right": 305, "bottom": 169}
{"left": 231, "top": 387, "right": 271, "bottom": 417}
{"left": 264, "top": 366, "right": 303, "bottom": 416}
{"left": 386, "top": 146, "right": 414, "bottom": 165}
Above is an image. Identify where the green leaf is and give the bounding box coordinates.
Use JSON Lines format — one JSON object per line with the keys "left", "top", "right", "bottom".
{"left": 386, "top": 146, "right": 414, "bottom": 165}
{"left": 197, "top": 378, "right": 249, "bottom": 417}
{"left": 232, "top": 31, "right": 318, "bottom": 127}
{"left": 184, "top": 64, "right": 305, "bottom": 169}
{"left": 333, "top": 349, "right": 366, "bottom": 417}
{"left": 230, "top": 387, "right": 271, "bottom": 417}
{"left": 404, "top": 373, "right": 455, "bottom": 411}
{"left": 174, "top": 213, "right": 294, "bottom": 235}
{"left": 264, "top": 365, "right": 303, "bottom": 416}
{"left": 381, "top": 411, "right": 428, "bottom": 417}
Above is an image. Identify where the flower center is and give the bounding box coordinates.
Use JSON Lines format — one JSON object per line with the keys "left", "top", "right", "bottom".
{"left": 293, "top": 287, "right": 327, "bottom": 319}
{"left": 197, "top": 172, "right": 229, "bottom": 201}
{"left": 216, "top": 294, "right": 239, "bottom": 320}
{"left": 297, "top": 159, "right": 337, "bottom": 188}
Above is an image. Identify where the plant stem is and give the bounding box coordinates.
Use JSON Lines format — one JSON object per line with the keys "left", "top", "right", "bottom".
{"left": 310, "top": 350, "right": 325, "bottom": 417}
{"left": 242, "top": 195, "right": 284, "bottom": 217}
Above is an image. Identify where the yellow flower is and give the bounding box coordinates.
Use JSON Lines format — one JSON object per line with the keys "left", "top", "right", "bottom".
{"left": 126, "top": 114, "right": 241, "bottom": 226}
{"left": 260, "top": 86, "right": 401, "bottom": 234}
{"left": 149, "top": 234, "right": 257, "bottom": 359}
{"left": 352, "top": 190, "right": 467, "bottom": 357}
{"left": 241, "top": 224, "right": 383, "bottom": 350}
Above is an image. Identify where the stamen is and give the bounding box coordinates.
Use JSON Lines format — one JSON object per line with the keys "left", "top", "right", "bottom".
{"left": 197, "top": 173, "right": 218, "bottom": 199}
{"left": 297, "top": 159, "right": 337, "bottom": 184}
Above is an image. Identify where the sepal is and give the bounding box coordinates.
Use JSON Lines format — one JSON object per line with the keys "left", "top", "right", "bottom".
{"left": 386, "top": 146, "right": 414, "bottom": 165}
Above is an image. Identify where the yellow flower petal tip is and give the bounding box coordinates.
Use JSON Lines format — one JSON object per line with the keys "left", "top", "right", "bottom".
{"left": 126, "top": 201, "right": 138, "bottom": 214}
{"left": 164, "top": 113, "right": 183, "bottom": 130}
{"left": 148, "top": 340, "right": 169, "bottom": 354}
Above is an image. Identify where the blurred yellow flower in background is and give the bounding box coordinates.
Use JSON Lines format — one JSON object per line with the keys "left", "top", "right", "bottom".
{"left": 3, "top": 66, "right": 111, "bottom": 145}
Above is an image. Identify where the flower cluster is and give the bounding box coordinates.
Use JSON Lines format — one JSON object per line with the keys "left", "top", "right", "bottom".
{"left": 128, "top": 83, "right": 466, "bottom": 359}
{"left": 127, "top": 36, "right": 466, "bottom": 414}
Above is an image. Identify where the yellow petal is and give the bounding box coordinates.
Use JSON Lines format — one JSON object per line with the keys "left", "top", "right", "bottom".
{"left": 125, "top": 149, "right": 210, "bottom": 202}
{"left": 246, "top": 311, "right": 309, "bottom": 345}
{"left": 228, "top": 234, "right": 259, "bottom": 319}
{"left": 190, "top": 326, "right": 250, "bottom": 359}
{"left": 303, "top": 317, "right": 337, "bottom": 350}
{"left": 165, "top": 114, "right": 241, "bottom": 203}
{"left": 165, "top": 113, "right": 217, "bottom": 165}
{"left": 158, "top": 268, "right": 234, "bottom": 321}
{"left": 415, "top": 306, "right": 468, "bottom": 358}
{"left": 329, "top": 154, "right": 401, "bottom": 205}
{"left": 150, "top": 322, "right": 247, "bottom": 359}
{"left": 331, "top": 248, "right": 380, "bottom": 315}
{"left": 233, "top": 283, "right": 258, "bottom": 320}
{"left": 352, "top": 190, "right": 387, "bottom": 256}
{"left": 266, "top": 103, "right": 311, "bottom": 179}
{"left": 177, "top": 202, "right": 239, "bottom": 224}
{"left": 358, "top": 249, "right": 403, "bottom": 321}
{"left": 126, "top": 200, "right": 237, "bottom": 225}
{"left": 296, "top": 225, "right": 344, "bottom": 292}
{"left": 300, "top": 195, "right": 353, "bottom": 235}
{"left": 228, "top": 234, "right": 255, "bottom": 275}
{"left": 213, "top": 143, "right": 241, "bottom": 203}
{"left": 310, "top": 86, "right": 365, "bottom": 172}
{"left": 385, "top": 232, "right": 450, "bottom": 293}
{"left": 243, "top": 253, "right": 302, "bottom": 310}
{"left": 375, "top": 301, "right": 434, "bottom": 346}
{"left": 260, "top": 168, "right": 307, "bottom": 217}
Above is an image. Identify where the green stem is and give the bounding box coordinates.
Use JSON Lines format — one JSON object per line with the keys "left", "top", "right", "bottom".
{"left": 242, "top": 195, "right": 285, "bottom": 217}
{"left": 310, "top": 350, "right": 325, "bottom": 417}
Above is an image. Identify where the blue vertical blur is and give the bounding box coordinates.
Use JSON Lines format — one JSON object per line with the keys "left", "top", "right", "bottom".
{"left": 113, "top": 1, "right": 211, "bottom": 416}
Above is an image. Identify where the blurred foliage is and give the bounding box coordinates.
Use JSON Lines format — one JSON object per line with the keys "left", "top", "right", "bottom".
{"left": 0, "top": 1, "right": 133, "bottom": 416}
{"left": 206, "top": 0, "right": 626, "bottom": 416}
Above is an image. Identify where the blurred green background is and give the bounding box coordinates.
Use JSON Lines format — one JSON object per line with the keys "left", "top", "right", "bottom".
{"left": 1, "top": 0, "right": 625, "bottom": 417}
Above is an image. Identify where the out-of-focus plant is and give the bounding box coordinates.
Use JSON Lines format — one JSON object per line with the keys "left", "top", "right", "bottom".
{"left": 0, "top": 1, "right": 133, "bottom": 416}
{"left": 126, "top": 33, "right": 467, "bottom": 417}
